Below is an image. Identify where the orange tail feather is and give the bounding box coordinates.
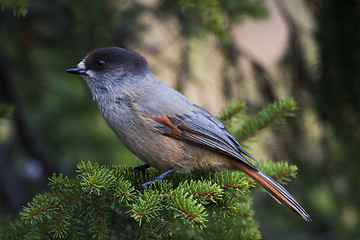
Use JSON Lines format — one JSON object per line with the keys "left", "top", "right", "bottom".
{"left": 230, "top": 160, "right": 311, "bottom": 221}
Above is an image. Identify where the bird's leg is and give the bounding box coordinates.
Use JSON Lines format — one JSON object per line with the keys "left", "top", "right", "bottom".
{"left": 142, "top": 166, "right": 180, "bottom": 188}
{"left": 131, "top": 164, "right": 150, "bottom": 174}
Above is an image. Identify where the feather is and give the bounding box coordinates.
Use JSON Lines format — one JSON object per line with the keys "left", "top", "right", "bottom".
{"left": 229, "top": 159, "right": 311, "bottom": 221}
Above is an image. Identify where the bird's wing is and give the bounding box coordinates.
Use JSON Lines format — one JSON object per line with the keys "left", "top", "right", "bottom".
{"left": 148, "top": 104, "right": 258, "bottom": 170}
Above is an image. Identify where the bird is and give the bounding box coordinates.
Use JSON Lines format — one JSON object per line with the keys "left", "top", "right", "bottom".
{"left": 66, "top": 47, "right": 311, "bottom": 221}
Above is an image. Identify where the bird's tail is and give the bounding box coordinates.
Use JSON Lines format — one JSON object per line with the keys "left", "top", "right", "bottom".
{"left": 231, "top": 160, "right": 311, "bottom": 221}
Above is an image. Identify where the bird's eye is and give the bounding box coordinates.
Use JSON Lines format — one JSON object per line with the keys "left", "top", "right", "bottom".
{"left": 95, "top": 59, "right": 106, "bottom": 68}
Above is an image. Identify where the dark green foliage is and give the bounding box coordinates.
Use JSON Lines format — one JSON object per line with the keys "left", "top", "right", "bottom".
{"left": 217, "top": 100, "right": 247, "bottom": 127}
{"left": 0, "top": 0, "right": 28, "bottom": 17}
{"left": 0, "top": 99, "right": 301, "bottom": 239}
{"left": 218, "top": 98, "right": 298, "bottom": 145}
{"left": 9, "top": 160, "right": 295, "bottom": 239}
{"left": 234, "top": 98, "right": 297, "bottom": 143}
{"left": 0, "top": 103, "right": 14, "bottom": 119}
{"left": 179, "top": 0, "right": 268, "bottom": 42}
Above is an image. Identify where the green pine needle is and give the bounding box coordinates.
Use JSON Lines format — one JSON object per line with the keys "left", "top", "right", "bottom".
{"left": 232, "top": 98, "right": 298, "bottom": 144}
{"left": 217, "top": 100, "right": 247, "bottom": 127}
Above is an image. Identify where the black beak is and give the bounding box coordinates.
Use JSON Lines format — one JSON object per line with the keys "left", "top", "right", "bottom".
{"left": 65, "top": 67, "right": 87, "bottom": 75}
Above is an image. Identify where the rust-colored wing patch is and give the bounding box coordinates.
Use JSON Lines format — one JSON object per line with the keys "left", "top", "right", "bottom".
{"left": 150, "top": 116, "right": 185, "bottom": 139}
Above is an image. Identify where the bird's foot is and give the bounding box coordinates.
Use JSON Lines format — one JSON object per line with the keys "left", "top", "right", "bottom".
{"left": 142, "top": 167, "right": 179, "bottom": 188}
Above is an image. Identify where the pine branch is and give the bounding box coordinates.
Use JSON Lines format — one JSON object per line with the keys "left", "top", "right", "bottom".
{"left": 217, "top": 100, "right": 247, "bottom": 127}
{"left": 178, "top": 0, "right": 268, "bottom": 43}
{"left": 5, "top": 158, "right": 299, "bottom": 239}
{"left": 258, "top": 161, "right": 298, "bottom": 185}
{"left": 180, "top": 0, "right": 227, "bottom": 40}
{"left": 232, "top": 98, "right": 298, "bottom": 144}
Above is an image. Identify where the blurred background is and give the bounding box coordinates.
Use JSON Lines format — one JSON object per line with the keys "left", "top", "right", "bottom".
{"left": 0, "top": 0, "right": 359, "bottom": 239}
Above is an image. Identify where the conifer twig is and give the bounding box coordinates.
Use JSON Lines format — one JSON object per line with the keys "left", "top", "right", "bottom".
{"left": 232, "top": 98, "right": 297, "bottom": 144}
